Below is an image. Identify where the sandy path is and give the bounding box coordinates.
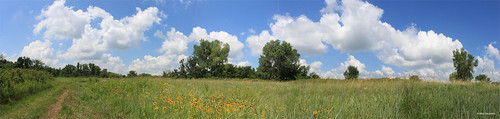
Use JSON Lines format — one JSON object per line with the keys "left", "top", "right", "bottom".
{"left": 45, "top": 90, "right": 68, "bottom": 119}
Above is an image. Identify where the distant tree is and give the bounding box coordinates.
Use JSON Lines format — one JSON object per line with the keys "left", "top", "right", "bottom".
{"left": 0, "top": 55, "right": 14, "bottom": 69}
{"left": 344, "top": 65, "right": 359, "bottom": 80}
{"left": 475, "top": 74, "right": 490, "bottom": 82}
{"left": 82, "top": 64, "right": 90, "bottom": 76}
{"left": 451, "top": 48, "right": 478, "bottom": 81}
{"left": 100, "top": 69, "right": 108, "bottom": 78}
{"left": 33, "top": 59, "right": 44, "bottom": 70}
{"left": 139, "top": 73, "right": 152, "bottom": 77}
{"left": 16, "top": 57, "right": 33, "bottom": 69}
{"left": 88, "top": 63, "right": 100, "bottom": 76}
{"left": 409, "top": 75, "right": 420, "bottom": 81}
{"left": 310, "top": 72, "right": 320, "bottom": 79}
{"left": 127, "top": 70, "right": 137, "bottom": 77}
{"left": 257, "top": 40, "right": 305, "bottom": 81}
{"left": 62, "top": 64, "right": 77, "bottom": 77}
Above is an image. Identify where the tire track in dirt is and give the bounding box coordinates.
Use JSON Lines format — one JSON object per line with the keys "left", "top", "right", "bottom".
{"left": 45, "top": 90, "right": 68, "bottom": 119}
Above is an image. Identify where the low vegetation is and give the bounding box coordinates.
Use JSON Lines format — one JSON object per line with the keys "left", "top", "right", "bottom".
{"left": 0, "top": 68, "right": 54, "bottom": 104}
{"left": 1, "top": 77, "right": 498, "bottom": 118}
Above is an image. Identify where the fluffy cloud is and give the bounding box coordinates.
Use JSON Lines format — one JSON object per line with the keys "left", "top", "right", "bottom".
{"left": 486, "top": 42, "right": 500, "bottom": 62}
{"left": 269, "top": 15, "right": 330, "bottom": 55}
{"left": 20, "top": 40, "right": 62, "bottom": 68}
{"left": 475, "top": 43, "right": 500, "bottom": 82}
{"left": 128, "top": 28, "right": 191, "bottom": 75}
{"left": 246, "top": 30, "right": 277, "bottom": 56}
{"left": 34, "top": 0, "right": 88, "bottom": 39}
{"left": 155, "top": 28, "right": 190, "bottom": 55}
{"left": 246, "top": 0, "right": 464, "bottom": 79}
{"left": 381, "top": 66, "right": 395, "bottom": 76}
{"left": 32, "top": 0, "right": 161, "bottom": 74}
{"left": 36, "top": 0, "right": 161, "bottom": 61}
{"left": 317, "top": 55, "right": 367, "bottom": 79}
{"left": 189, "top": 27, "right": 244, "bottom": 59}
{"left": 128, "top": 54, "right": 188, "bottom": 75}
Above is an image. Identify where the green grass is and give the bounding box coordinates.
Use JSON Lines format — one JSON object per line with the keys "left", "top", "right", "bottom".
{"left": 1, "top": 77, "right": 499, "bottom": 118}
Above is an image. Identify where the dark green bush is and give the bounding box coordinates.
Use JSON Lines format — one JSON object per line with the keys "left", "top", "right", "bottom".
{"left": 0, "top": 68, "right": 54, "bottom": 104}
{"left": 409, "top": 75, "right": 420, "bottom": 81}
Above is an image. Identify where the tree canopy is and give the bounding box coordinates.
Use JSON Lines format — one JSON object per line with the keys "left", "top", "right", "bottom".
{"left": 257, "top": 40, "right": 307, "bottom": 81}
{"left": 451, "top": 48, "right": 478, "bottom": 82}
{"left": 344, "top": 65, "right": 359, "bottom": 80}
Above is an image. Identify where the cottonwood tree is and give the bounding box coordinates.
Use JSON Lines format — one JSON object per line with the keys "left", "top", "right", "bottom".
{"left": 450, "top": 48, "right": 478, "bottom": 82}
{"left": 257, "top": 40, "right": 307, "bottom": 81}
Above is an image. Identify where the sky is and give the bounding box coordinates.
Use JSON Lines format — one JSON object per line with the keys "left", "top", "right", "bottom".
{"left": 0, "top": 0, "right": 499, "bottom": 81}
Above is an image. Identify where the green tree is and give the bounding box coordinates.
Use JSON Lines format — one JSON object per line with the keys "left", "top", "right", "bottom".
{"left": 475, "top": 74, "right": 490, "bottom": 82}
{"left": 62, "top": 64, "right": 77, "bottom": 77}
{"left": 179, "top": 39, "right": 230, "bottom": 78}
{"left": 257, "top": 40, "right": 304, "bottom": 81}
{"left": 344, "top": 65, "right": 359, "bottom": 80}
{"left": 127, "top": 70, "right": 137, "bottom": 77}
{"left": 451, "top": 48, "right": 478, "bottom": 81}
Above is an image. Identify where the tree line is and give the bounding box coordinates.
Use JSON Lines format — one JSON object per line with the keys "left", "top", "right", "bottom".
{"left": 162, "top": 39, "right": 319, "bottom": 81}
{"left": 0, "top": 56, "right": 123, "bottom": 78}
{"left": 1, "top": 38, "right": 492, "bottom": 82}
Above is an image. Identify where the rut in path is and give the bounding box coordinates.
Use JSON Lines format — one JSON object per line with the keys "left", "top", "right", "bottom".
{"left": 45, "top": 90, "right": 68, "bottom": 119}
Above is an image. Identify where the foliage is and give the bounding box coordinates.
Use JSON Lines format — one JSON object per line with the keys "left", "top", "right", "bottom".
{"left": 139, "top": 73, "right": 153, "bottom": 77}
{"left": 10, "top": 77, "right": 497, "bottom": 118}
{"left": 0, "top": 68, "right": 54, "bottom": 104}
{"left": 310, "top": 72, "right": 320, "bottom": 79}
{"left": 128, "top": 70, "right": 138, "bottom": 77}
{"left": 474, "top": 74, "right": 490, "bottom": 82}
{"left": 343, "top": 65, "right": 359, "bottom": 80}
{"left": 409, "top": 75, "right": 420, "bottom": 81}
{"left": 451, "top": 48, "right": 478, "bottom": 82}
{"left": 257, "top": 40, "right": 306, "bottom": 81}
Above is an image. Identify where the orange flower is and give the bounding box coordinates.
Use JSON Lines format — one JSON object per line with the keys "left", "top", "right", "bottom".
{"left": 313, "top": 111, "right": 319, "bottom": 114}
{"left": 154, "top": 107, "right": 159, "bottom": 110}
{"left": 281, "top": 115, "right": 285, "bottom": 118}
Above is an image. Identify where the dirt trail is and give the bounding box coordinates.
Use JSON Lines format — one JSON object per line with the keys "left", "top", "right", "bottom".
{"left": 45, "top": 90, "right": 68, "bottom": 119}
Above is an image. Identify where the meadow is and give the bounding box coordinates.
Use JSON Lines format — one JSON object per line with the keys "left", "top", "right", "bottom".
{"left": 0, "top": 77, "right": 499, "bottom": 118}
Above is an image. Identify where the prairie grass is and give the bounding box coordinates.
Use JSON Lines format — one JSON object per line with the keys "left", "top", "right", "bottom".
{"left": 1, "top": 77, "right": 499, "bottom": 118}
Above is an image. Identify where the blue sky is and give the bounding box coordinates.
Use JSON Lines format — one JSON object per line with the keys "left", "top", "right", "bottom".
{"left": 0, "top": 0, "right": 499, "bottom": 81}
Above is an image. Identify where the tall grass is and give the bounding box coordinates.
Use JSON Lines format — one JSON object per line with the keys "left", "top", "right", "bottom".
{"left": 0, "top": 69, "right": 54, "bottom": 104}
{"left": 57, "top": 78, "right": 499, "bottom": 118}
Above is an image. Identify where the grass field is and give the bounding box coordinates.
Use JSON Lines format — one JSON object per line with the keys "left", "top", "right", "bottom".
{"left": 1, "top": 77, "right": 499, "bottom": 118}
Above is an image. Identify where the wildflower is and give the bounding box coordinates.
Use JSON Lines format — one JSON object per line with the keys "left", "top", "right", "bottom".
{"left": 155, "top": 107, "right": 159, "bottom": 110}
{"left": 306, "top": 109, "right": 310, "bottom": 111}
{"left": 143, "top": 113, "right": 145, "bottom": 116}
{"left": 281, "top": 115, "right": 285, "bottom": 118}
{"left": 313, "top": 111, "right": 319, "bottom": 114}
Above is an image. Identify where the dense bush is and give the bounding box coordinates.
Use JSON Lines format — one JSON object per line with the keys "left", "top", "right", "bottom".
{"left": 409, "top": 75, "right": 420, "bottom": 81}
{"left": 475, "top": 74, "right": 490, "bottom": 82}
{"left": 344, "top": 66, "right": 359, "bottom": 80}
{"left": 0, "top": 68, "right": 54, "bottom": 104}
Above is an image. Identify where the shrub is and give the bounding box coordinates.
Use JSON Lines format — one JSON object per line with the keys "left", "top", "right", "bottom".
{"left": 409, "top": 75, "right": 420, "bottom": 81}
{"left": 127, "top": 70, "right": 137, "bottom": 77}
{"left": 0, "top": 68, "right": 54, "bottom": 104}
{"left": 343, "top": 66, "right": 359, "bottom": 80}
{"left": 475, "top": 74, "right": 490, "bottom": 82}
